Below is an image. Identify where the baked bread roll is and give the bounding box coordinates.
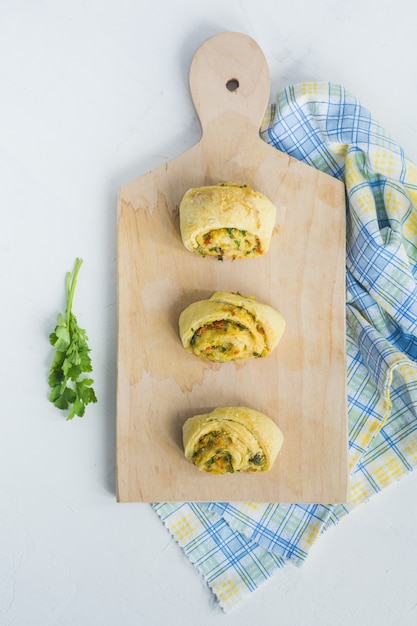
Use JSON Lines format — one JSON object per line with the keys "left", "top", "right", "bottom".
{"left": 179, "top": 291, "right": 285, "bottom": 362}
{"left": 179, "top": 182, "right": 276, "bottom": 258}
{"left": 183, "top": 406, "right": 284, "bottom": 474}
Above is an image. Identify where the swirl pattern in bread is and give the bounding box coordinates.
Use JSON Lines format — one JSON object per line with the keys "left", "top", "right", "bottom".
{"left": 179, "top": 182, "right": 276, "bottom": 259}
{"left": 179, "top": 291, "right": 285, "bottom": 362}
{"left": 183, "top": 406, "right": 284, "bottom": 474}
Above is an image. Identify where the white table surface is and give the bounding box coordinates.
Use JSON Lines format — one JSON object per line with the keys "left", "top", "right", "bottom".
{"left": 2, "top": 1, "right": 417, "bottom": 624}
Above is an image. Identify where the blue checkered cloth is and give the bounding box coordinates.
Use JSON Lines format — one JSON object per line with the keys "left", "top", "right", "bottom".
{"left": 154, "top": 82, "right": 417, "bottom": 611}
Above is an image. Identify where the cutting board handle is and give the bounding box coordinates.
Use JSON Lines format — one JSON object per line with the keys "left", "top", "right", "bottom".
{"left": 189, "top": 32, "right": 271, "bottom": 140}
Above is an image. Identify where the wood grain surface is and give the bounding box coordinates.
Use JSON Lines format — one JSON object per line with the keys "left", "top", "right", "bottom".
{"left": 116, "top": 32, "right": 348, "bottom": 503}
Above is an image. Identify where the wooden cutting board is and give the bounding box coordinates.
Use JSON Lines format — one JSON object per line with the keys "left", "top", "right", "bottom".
{"left": 116, "top": 32, "right": 348, "bottom": 503}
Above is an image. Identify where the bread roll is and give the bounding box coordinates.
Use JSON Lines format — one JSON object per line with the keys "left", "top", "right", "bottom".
{"left": 179, "top": 182, "right": 276, "bottom": 258}
{"left": 179, "top": 291, "right": 285, "bottom": 362}
{"left": 183, "top": 406, "right": 284, "bottom": 474}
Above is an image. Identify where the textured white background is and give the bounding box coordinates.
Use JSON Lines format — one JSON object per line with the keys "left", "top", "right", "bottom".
{"left": 1, "top": 1, "right": 417, "bottom": 624}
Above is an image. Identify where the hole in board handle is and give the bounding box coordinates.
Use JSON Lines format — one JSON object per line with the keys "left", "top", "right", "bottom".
{"left": 226, "top": 78, "right": 239, "bottom": 92}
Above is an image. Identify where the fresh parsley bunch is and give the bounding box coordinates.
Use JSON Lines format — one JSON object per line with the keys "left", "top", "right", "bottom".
{"left": 48, "top": 258, "right": 97, "bottom": 419}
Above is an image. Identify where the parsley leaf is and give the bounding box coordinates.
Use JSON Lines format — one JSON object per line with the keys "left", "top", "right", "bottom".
{"left": 48, "top": 258, "right": 97, "bottom": 420}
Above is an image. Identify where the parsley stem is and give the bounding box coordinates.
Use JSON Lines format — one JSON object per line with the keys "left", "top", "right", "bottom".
{"left": 66, "top": 257, "right": 83, "bottom": 328}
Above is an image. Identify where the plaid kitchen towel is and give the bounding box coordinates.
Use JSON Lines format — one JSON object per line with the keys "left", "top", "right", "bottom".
{"left": 154, "top": 82, "right": 417, "bottom": 611}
